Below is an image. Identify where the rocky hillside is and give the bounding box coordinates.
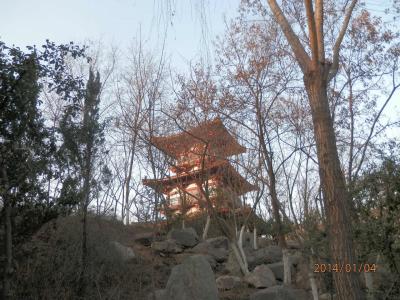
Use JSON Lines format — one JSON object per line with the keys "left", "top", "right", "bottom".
{"left": 12, "top": 216, "right": 393, "bottom": 299}
{"left": 148, "top": 227, "right": 319, "bottom": 300}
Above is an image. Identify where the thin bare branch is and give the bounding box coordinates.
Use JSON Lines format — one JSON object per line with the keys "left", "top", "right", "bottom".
{"left": 328, "top": 0, "right": 358, "bottom": 81}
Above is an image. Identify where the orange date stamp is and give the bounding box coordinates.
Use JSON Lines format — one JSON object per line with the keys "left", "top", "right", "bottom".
{"left": 314, "top": 263, "right": 377, "bottom": 273}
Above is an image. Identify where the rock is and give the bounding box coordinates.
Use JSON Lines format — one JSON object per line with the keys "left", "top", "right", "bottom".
{"left": 167, "top": 227, "right": 199, "bottom": 248}
{"left": 134, "top": 231, "right": 155, "bottom": 246}
{"left": 267, "top": 261, "right": 296, "bottom": 282}
{"left": 224, "top": 248, "right": 243, "bottom": 276}
{"left": 247, "top": 245, "right": 283, "bottom": 268}
{"left": 370, "top": 263, "right": 394, "bottom": 290}
{"left": 266, "top": 262, "right": 284, "bottom": 281}
{"left": 320, "top": 292, "right": 337, "bottom": 300}
{"left": 244, "top": 264, "right": 277, "bottom": 288}
{"left": 152, "top": 239, "right": 183, "bottom": 254}
{"left": 189, "top": 240, "right": 229, "bottom": 262}
{"left": 202, "top": 254, "right": 217, "bottom": 269}
{"left": 250, "top": 285, "right": 310, "bottom": 300}
{"left": 288, "top": 251, "right": 303, "bottom": 266}
{"left": 207, "top": 236, "right": 229, "bottom": 250}
{"left": 164, "top": 255, "right": 219, "bottom": 300}
{"left": 286, "top": 240, "right": 302, "bottom": 249}
{"left": 175, "top": 253, "right": 217, "bottom": 269}
{"left": 242, "top": 232, "right": 255, "bottom": 248}
{"left": 293, "top": 260, "right": 310, "bottom": 290}
{"left": 110, "top": 241, "right": 135, "bottom": 261}
{"left": 135, "top": 237, "right": 153, "bottom": 247}
{"left": 257, "top": 237, "right": 273, "bottom": 248}
{"left": 216, "top": 275, "right": 242, "bottom": 290}
{"left": 147, "top": 289, "right": 166, "bottom": 300}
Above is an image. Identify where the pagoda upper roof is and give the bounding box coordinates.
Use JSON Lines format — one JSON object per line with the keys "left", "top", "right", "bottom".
{"left": 151, "top": 118, "right": 246, "bottom": 159}
{"left": 142, "top": 159, "right": 257, "bottom": 195}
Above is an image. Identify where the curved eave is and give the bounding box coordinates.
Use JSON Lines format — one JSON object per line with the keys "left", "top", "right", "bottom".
{"left": 142, "top": 162, "right": 258, "bottom": 196}
{"left": 150, "top": 118, "right": 246, "bottom": 159}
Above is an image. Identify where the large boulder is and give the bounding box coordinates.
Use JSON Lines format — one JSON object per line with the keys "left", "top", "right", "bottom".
{"left": 152, "top": 239, "right": 183, "bottom": 254}
{"left": 207, "top": 236, "right": 229, "bottom": 250}
{"left": 257, "top": 237, "right": 273, "bottom": 249}
{"left": 216, "top": 275, "right": 242, "bottom": 290}
{"left": 320, "top": 293, "right": 337, "bottom": 300}
{"left": 293, "top": 259, "right": 311, "bottom": 290}
{"left": 175, "top": 253, "right": 217, "bottom": 269}
{"left": 266, "top": 262, "right": 284, "bottom": 281}
{"left": 189, "top": 239, "right": 229, "bottom": 262}
{"left": 288, "top": 251, "right": 303, "bottom": 266}
{"left": 247, "top": 245, "right": 283, "bottom": 268}
{"left": 266, "top": 261, "right": 296, "bottom": 282}
{"left": 244, "top": 264, "right": 277, "bottom": 288}
{"left": 242, "top": 231, "right": 255, "bottom": 248}
{"left": 147, "top": 289, "right": 166, "bottom": 300}
{"left": 167, "top": 227, "right": 199, "bottom": 248}
{"left": 164, "top": 255, "right": 219, "bottom": 300}
{"left": 134, "top": 232, "right": 155, "bottom": 246}
{"left": 250, "top": 285, "right": 310, "bottom": 300}
{"left": 286, "top": 240, "right": 302, "bottom": 249}
{"left": 110, "top": 241, "right": 135, "bottom": 261}
{"left": 224, "top": 248, "right": 243, "bottom": 276}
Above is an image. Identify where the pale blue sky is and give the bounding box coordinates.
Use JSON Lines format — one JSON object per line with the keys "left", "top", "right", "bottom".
{"left": 0, "top": 0, "right": 240, "bottom": 68}
{"left": 1, "top": 1, "right": 395, "bottom": 68}
{"left": 1, "top": 1, "right": 398, "bottom": 122}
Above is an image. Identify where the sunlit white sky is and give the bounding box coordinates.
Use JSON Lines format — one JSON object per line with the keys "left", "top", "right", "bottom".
{"left": 0, "top": 0, "right": 240, "bottom": 70}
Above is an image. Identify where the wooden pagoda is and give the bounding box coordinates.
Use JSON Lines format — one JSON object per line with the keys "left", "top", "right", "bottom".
{"left": 143, "top": 118, "right": 256, "bottom": 216}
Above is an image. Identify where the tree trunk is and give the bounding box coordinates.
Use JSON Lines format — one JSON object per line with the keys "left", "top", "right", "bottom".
{"left": 304, "top": 70, "right": 363, "bottom": 299}
{"left": 231, "top": 241, "right": 250, "bottom": 276}
{"left": 79, "top": 150, "right": 91, "bottom": 297}
{"left": 282, "top": 249, "right": 291, "bottom": 285}
{"left": 256, "top": 94, "right": 287, "bottom": 249}
{"left": 124, "top": 140, "right": 137, "bottom": 225}
{"left": 364, "top": 272, "right": 374, "bottom": 300}
{"left": 1, "top": 164, "right": 12, "bottom": 300}
{"left": 202, "top": 214, "right": 211, "bottom": 240}
{"left": 253, "top": 226, "right": 258, "bottom": 250}
{"left": 309, "top": 254, "right": 319, "bottom": 300}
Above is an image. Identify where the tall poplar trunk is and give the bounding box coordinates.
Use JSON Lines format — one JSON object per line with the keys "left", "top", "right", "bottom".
{"left": 304, "top": 70, "right": 363, "bottom": 299}
{"left": 266, "top": 0, "right": 363, "bottom": 297}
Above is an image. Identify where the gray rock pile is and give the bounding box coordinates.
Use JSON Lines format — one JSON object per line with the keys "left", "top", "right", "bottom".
{"left": 150, "top": 255, "right": 219, "bottom": 300}
{"left": 148, "top": 227, "right": 319, "bottom": 299}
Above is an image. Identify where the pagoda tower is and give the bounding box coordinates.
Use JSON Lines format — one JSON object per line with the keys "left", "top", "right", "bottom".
{"left": 143, "top": 118, "right": 256, "bottom": 216}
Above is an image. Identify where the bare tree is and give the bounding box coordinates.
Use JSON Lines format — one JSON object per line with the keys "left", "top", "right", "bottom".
{"left": 112, "top": 41, "right": 166, "bottom": 224}
{"left": 265, "top": 0, "right": 364, "bottom": 298}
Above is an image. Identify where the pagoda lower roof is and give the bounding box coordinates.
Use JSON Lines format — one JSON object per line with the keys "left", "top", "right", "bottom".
{"left": 142, "top": 160, "right": 257, "bottom": 195}
{"left": 151, "top": 118, "right": 246, "bottom": 159}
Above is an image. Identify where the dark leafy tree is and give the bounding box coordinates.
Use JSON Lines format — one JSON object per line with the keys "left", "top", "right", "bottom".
{"left": 58, "top": 69, "right": 104, "bottom": 297}
{"left": 0, "top": 41, "right": 87, "bottom": 299}
{"left": 354, "top": 157, "right": 400, "bottom": 298}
